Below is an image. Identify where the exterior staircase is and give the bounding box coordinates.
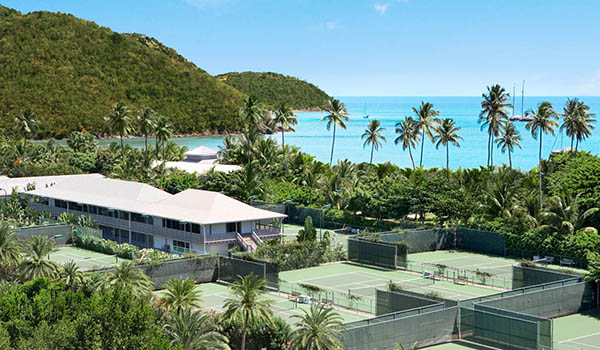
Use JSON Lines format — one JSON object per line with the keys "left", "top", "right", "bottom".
{"left": 243, "top": 236, "right": 257, "bottom": 253}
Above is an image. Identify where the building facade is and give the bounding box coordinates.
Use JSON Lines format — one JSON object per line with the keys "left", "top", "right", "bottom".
{"left": 19, "top": 175, "right": 284, "bottom": 255}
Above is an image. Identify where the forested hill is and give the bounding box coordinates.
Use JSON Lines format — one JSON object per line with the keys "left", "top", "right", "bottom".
{"left": 0, "top": 6, "right": 245, "bottom": 138}
{"left": 216, "top": 72, "right": 330, "bottom": 110}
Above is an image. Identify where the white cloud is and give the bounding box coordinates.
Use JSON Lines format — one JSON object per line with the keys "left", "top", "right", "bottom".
{"left": 374, "top": 3, "right": 388, "bottom": 15}
{"left": 326, "top": 21, "right": 338, "bottom": 29}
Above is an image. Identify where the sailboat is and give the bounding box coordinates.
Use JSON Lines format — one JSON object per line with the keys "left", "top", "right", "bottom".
{"left": 363, "top": 103, "right": 371, "bottom": 119}
{"left": 509, "top": 80, "right": 533, "bottom": 122}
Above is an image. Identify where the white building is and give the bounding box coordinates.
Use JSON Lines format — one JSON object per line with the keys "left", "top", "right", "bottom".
{"left": 7, "top": 174, "right": 284, "bottom": 255}
{"left": 153, "top": 146, "right": 242, "bottom": 175}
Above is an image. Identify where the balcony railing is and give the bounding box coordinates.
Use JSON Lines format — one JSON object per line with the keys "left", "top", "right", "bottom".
{"left": 254, "top": 226, "right": 281, "bottom": 237}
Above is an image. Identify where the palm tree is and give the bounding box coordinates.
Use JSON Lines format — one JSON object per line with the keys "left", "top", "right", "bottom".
{"left": 573, "top": 104, "right": 596, "bottom": 152}
{"left": 413, "top": 101, "right": 440, "bottom": 167}
{"left": 561, "top": 99, "right": 596, "bottom": 154}
{"left": 221, "top": 273, "right": 274, "bottom": 350}
{"left": 361, "top": 119, "right": 386, "bottom": 164}
{"left": 106, "top": 260, "right": 153, "bottom": 298}
{"left": 59, "top": 261, "right": 85, "bottom": 291}
{"left": 395, "top": 117, "right": 420, "bottom": 169}
{"left": 159, "top": 278, "right": 202, "bottom": 312}
{"left": 526, "top": 101, "right": 559, "bottom": 209}
{"left": 289, "top": 304, "right": 344, "bottom": 350}
{"left": 137, "top": 107, "right": 157, "bottom": 156}
{"left": 273, "top": 104, "right": 298, "bottom": 152}
{"left": 322, "top": 98, "right": 349, "bottom": 166}
{"left": 480, "top": 85, "right": 512, "bottom": 168}
{"left": 433, "top": 118, "right": 462, "bottom": 177}
{"left": 14, "top": 109, "right": 38, "bottom": 139}
{"left": 539, "top": 194, "right": 599, "bottom": 235}
{"left": 164, "top": 308, "right": 230, "bottom": 350}
{"left": 0, "top": 222, "right": 22, "bottom": 266}
{"left": 20, "top": 235, "right": 57, "bottom": 281}
{"left": 154, "top": 115, "right": 173, "bottom": 160}
{"left": 496, "top": 122, "right": 522, "bottom": 170}
{"left": 106, "top": 102, "right": 134, "bottom": 159}
{"left": 239, "top": 96, "right": 264, "bottom": 140}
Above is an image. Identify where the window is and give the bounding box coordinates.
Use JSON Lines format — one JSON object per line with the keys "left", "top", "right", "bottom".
{"left": 173, "top": 240, "right": 190, "bottom": 252}
{"left": 131, "top": 232, "right": 146, "bottom": 244}
{"left": 192, "top": 224, "right": 201, "bottom": 234}
{"left": 226, "top": 222, "right": 239, "bottom": 233}
{"left": 55, "top": 199, "right": 67, "bottom": 209}
{"left": 69, "top": 202, "right": 83, "bottom": 212}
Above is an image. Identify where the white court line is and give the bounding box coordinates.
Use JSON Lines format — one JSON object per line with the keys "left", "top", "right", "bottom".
{"left": 410, "top": 255, "right": 479, "bottom": 264}
{"left": 559, "top": 331, "right": 600, "bottom": 343}
{"left": 565, "top": 340, "right": 600, "bottom": 349}
{"left": 293, "top": 272, "right": 360, "bottom": 283}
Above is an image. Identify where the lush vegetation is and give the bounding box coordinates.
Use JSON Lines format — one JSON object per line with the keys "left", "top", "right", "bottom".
{"left": 216, "top": 72, "right": 330, "bottom": 111}
{"left": 0, "top": 5, "right": 246, "bottom": 138}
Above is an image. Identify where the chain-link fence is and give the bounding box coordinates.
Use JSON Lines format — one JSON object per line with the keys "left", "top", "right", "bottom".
{"left": 348, "top": 238, "right": 398, "bottom": 270}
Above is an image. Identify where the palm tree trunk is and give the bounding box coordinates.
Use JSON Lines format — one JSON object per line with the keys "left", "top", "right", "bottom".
{"left": 486, "top": 131, "right": 491, "bottom": 168}
{"left": 241, "top": 317, "right": 248, "bottom": 350}
{"left": 329, "top": 124, "right": 336, "bottom": 166}
{"left": 446, "top": 144, "right": 449, "bottom": 179}
{"left": 120, "top": 133, "right": 124, "bottom": 159}
{"left": 508, "top": 149, "right": 512, "bottom": 170}
{"left": 538, "top": 133, "right": 543, "bottom": 210}
{"left": 281, "top": 130, "right": 285, "bottom": 150}
{"left": 408, "top": 146, "right": 415, "bottom": 170}
{"left": 575, "top": 137, "right": 580, "bottom": 152}
{"left": 144, "top": 135, "right": 148, "bottom": 157}
{"left": 420, "top": 128, "right": 425, "bottom": 167}
{"left": 490, "top": 135, "right": 494, "bottom": 168}
{"left": 370, "top": 144, "right": 374, "bottom": 164}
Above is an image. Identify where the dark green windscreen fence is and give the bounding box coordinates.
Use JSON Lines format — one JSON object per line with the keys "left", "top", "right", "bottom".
{"left": 375, "top": 289, "right": 442, "bottom": 315}
{"left": 456, "top": 228, "right": 506, "bottom": 255}
{"left": 379, "top": 229, "right": 453, "bottom": 253}
{"left": 512, "top": 265, "right": 581, "bottom": 288}
{"left": 343, "top": 306, "right": 459, "bottom": 350}
{"left": 218, "top": 256, "right": 279, "bottom": 284}
{"left": 460, "top": 307, "right": 540, "bottom": 350}
{"left": 348, "top": 238, "right": 397, "bottom": 270}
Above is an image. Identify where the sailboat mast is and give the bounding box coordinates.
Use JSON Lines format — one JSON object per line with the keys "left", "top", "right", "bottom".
{"left": 521, "top": 80, "right": 525, "bottom": 117}
{"left": 512, "top": 84, "right": 516, "bottom": 117}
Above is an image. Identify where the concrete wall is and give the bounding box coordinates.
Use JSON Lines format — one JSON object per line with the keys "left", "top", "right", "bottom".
{"left": 241, "top": 221, "right": 254, "bottom": 234}
{"left": 207, "top": 242, "right": 231, "bottom": 255}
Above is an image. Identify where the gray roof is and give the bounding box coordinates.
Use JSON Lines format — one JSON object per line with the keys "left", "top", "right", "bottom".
{"left": 0, "top": 174, "right": 105, "bottom": 195}
{"left": 184, "top": 146, "right": 217, "bottom": 157}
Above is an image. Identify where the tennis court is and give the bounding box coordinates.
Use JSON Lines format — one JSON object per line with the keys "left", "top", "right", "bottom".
{"left": 279, "top": 262, "right": 499, "bottom": 303}
{"left": 48, "top": 246, "right": 122, "bottom": 271}
{"left": 189, "top": 282, "right": 367, "bottom": 324}
{"left": 554, "top": 309, "right": 600, "bottom": 350}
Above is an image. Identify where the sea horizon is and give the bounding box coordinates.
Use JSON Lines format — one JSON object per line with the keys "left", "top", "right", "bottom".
{"left": 49, "top": 96, "right": 600, "bottom": 171}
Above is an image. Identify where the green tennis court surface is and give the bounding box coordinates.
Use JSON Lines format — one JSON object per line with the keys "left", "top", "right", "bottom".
{"left": 279, "top": 262, "right": 499, "bottom": 302}
{"left": 554, "top": 309, "right": 600, "bottom": 350}
{"left": 186, "top": 282, "right": 366, "bottom": 324}
{"left": 48, "top": 246, "right": 122, "bottom": 271}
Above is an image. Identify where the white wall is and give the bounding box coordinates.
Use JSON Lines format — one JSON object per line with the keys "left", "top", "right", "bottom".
{"left": 241, "top": 221, "right": 255, "bottom": 234}
{"left": 210, "top": 223, "right": 226, "bottom": 235}
{"left": 207, "top": 242, "right": 231, "bottom": 256}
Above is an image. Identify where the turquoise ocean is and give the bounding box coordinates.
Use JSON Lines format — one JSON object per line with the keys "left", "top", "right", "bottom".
{"left": 99, "top": 96, "right": 600, "bottom": 170}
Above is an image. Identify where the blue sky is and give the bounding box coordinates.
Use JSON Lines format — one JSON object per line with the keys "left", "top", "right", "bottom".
{"left": 4, "top": 0, "right": 600, "bottom": 96}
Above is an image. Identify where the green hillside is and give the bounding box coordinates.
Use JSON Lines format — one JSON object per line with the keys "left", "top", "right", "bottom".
{"left": 0, "top": 6, "right": 245, "bottom": 138}
{"left": 216, "top": 72, "right": 330, "bottom": 110}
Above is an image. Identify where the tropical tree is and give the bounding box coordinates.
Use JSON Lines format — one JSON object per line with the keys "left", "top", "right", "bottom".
{"left": 105, "top": 102, "right": 134, "bottom": 159}
{"left": 159, "top": 278, "right": 202, "bottom": 312}
{"left": 496, "top": 122, "right": 522, "bottom": 170}
{"left": 240, "top": 96, "right": 264, "bottom": 141}
{"left": 137, "top": 107, "right": 157, "bottom": 156}
{"left": 273, "top": 104, "right": 298, "bottom": 152}
{"left": 585, "top": 252, "right": 600, "bottom": 307}
{"left": 322, "top": 98, "right": 350, "bottom": 166}
{"left": 20, "top": 235, "right": 58, "bottom": 281}
{"left": 413, "top": 101, "right": 440, "bottom": 167}
{"left": 480, "top": 85, "right": 512, "bottom": 168}
{"left": 221, "top": 273, "right": 274, "bottom": 350}
{"left": 560, "top": 99, "right": 596, "bottom": 154}
{"left": 433, "top": 118, "right": 462, "bottom": 177}
{"left": 361, "top": 119, "right": 386, "bottom": 164}
{"left": 105, "top": 260, "right": 153, "bottom": 298}
{"left": 0, "top": 222, "right": 22, "bottom": 266}
{"left": 525, "top": 101, "right": 559, "bottom": 209}
{"left": 164, "top": 308, "right": 230, "bottom": 350}
{"left": 289, "top": 304, "right": 344, "bottom": 350}
{"left": 154, "top": 115, "right": 174, "bottom": 160}
{"left": 14, "top": 109, "right": 38, "bottom": 139}
{"left": 59, "top": 261, "right": 86, "bottom": 291}
{"left": 395, "top": 117, "right": 420, "bottom": 169}
{"left": 539, "top": 194, "right": 599, "bottom": 235}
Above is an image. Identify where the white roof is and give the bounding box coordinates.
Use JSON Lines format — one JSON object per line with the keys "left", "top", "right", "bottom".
{"left": 155, "top": 161, "right": 241, "bottom": 174}
{"left": 140, "top": 189, "right": 286, "bottom": 225}
{"left": 23, "top": 175, "right": 284, "bottom": 225}
{"left": 26, "top": 176, "right": 171, "bottom": 213}
{"left": 0, "top": 174, "right": 105, "bottom": 194}
{"left": 184, "top": 146, "right": 217, "bottom": 157}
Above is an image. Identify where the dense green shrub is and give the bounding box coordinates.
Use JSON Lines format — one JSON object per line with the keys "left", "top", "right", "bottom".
{"left": 253, "top": 239, "right": 345, "bottom": 271}
{"left": 222, "top": 315, "right": 291, "bottom": 350}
